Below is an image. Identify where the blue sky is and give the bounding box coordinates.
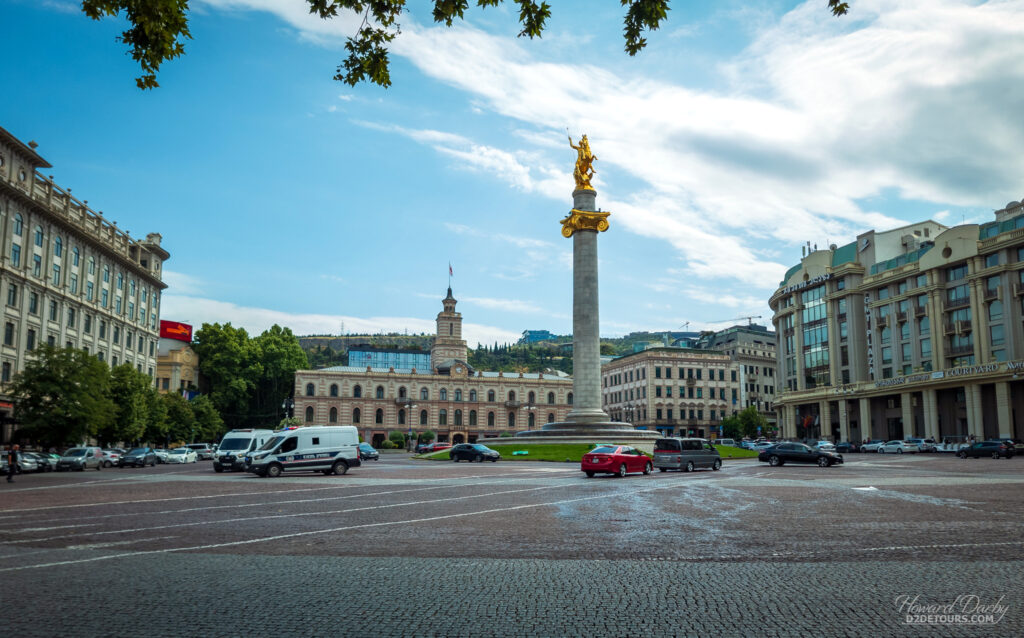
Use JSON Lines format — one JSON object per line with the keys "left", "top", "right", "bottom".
{"left": 3, "top": 0, "right": 1024, "bottom": 347}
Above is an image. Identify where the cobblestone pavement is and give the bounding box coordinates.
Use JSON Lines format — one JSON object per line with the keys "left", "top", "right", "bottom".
{"left": 1, "top": 454, "right": 1022, "bottom": 637}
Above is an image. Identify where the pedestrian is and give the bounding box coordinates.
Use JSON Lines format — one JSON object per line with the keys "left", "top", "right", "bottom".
{"left": 6, "top": 444, "right": 18, "bottom": 483}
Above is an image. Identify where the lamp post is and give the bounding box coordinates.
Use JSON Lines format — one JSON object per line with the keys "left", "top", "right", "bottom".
{"left": 281, "top": 397, "right": 294, "bottom": 424}
{"left": 525, "top": 400, "right": 537, "bottom": 431}
{"left": 405, "top": 401, "right": 417, "bottom": 451}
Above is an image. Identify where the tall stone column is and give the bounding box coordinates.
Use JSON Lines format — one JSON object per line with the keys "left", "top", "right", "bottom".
{"left": 820, "top": 400, "right": 832, "bottom": 441}
{"left": 901, "top": 392, "right": 914, "bottom": 438}
{"left": 922, "top": 388, "right": 939, "bottom": 441}
{"left": 838, "top": 399, "right": 850, "bottom": 443}
{"left": 996, "top": 381, "right": 1013, "bottom": 439}
{"left": 965, "top": 383, "right": 984, "bottom": 439}
{"left": 564, "top": 189, "right": 608, "bottom": 424}
{"left": 859, "top": 397, "right": 872, "bottom": 441}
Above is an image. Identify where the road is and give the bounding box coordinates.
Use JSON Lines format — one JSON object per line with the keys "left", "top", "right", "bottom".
{"left": 1, "top": 453, "right": 1021, "bottom": 636}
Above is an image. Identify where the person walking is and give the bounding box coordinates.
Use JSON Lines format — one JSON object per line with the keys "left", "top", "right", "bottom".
{"left": 6, "top": 444, "right": 18, "bottom": 483}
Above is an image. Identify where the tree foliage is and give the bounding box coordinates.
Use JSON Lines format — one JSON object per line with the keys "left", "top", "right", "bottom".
{"left": 8, "top": 346, "right": 115, "bottom": 447}
{"left": 82, "top": 1, "right": 849, "bottom": 89}
{"left": 99, "top": 364, "right": 154, "bottom": 445}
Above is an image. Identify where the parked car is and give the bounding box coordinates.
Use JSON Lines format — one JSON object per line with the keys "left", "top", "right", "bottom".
{"left": 186, "top": 443, "right": 214, "bottom": 460}
{"left": 860, "top": 440, "right": 886, "bottom": 453}
{"left": 418, "top": 443, "right": 452, "bottom": 454}
{"left": 907, "top": 438, "right": 937, "bottom": 453}
{"left": 100, "top": 449, "right": 122, "bottom": 468}
{"left": 358, "top": 442, "right": 380, "bottom": 461}
{"left": 987, "top": 439, "right": 1024, "bottom": 454}
{"left": 752, "top": 441, "right": 775, "bottom": 452}
{"left": 153, "top": 449, "right": 170, "bottom": 463}
{"left": 56, "top": 447, "right": 104, "bottom": 471}
{"left": 758, "top": 442, "right": 844, "bottom": 467}
{"left": 879, "top": 440, "right": 919, "bottom": 454}
{"left": 118, "top": 447, "right": 158, "bottom": 467}
{"left": 835, "top": 441, "right": 859, "bottom": 454}
{"left": 812, "top": 441, "right": 836, "bottom": 452}
{"left": 652, "top": 438, "right": 721, "bottom": 472}
{"left": 449, "top": 443, "right": 500, "bottom": 462}
{"left": 716, "top": 438, "right": 737, "bottom": 447}
{"left": 166, "top": 448, "right": 198, "bottom": 463}
{"left": 958, "top": 441, "right": 1015, "bottom": 459}
{"left": 581, "top": 445, "right": 652, "bottom": 478}
{"left": 26, "top": 452, "right": 58, "bottom": 472}
{"left": 5, "top": 452, "right": 39, "bottom": 473}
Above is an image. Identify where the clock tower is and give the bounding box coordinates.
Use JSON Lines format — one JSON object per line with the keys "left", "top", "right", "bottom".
{"left": 430, "top": 287, "right": 468, "bottom": 370}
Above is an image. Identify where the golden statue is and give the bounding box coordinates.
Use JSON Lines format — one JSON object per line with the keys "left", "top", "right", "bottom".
{"left": 568, "top": 134, "right": 597, "bottom": 191}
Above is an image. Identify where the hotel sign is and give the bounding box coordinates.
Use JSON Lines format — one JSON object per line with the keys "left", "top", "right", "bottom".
{"left": 777, "top": 272, "right": 832, "bottom": 297}
{"left": 874, "top": 362, "right": 1010, "bottom": 388}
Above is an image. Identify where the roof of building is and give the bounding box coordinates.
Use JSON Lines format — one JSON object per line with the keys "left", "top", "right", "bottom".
{"left": 319, "top": 365, "right": 434, "bottom": 376}
{"left": 314, "top": 365, "right": 571, "bottom": 380}
{"left": 608, "top": 346, "right": 734, "bottom": 364}
{"left": 0, "top": 125, "right": 51, "bottom": 168}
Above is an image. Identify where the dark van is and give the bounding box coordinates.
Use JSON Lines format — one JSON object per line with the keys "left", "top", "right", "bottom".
{"left": 653, "top": 438, "right": 721, "bottom": 472}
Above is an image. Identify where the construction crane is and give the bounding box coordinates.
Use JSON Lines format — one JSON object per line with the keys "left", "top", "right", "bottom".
{"left": 707, "top": 315, "right": 763, "bottom": 326}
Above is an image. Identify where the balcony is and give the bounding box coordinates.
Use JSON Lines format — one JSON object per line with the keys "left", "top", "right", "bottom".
{"left": 914, "top": 303, "right": 927, "bottom": 317}
{"left": 1015, "top": 282, "right": 1024, "bottom": 297}
{"left": 944, "top": 321, "right": 956, "bottom": 335}
{"left": 896, "top": 311, "right": 908, "bottom": 323}
{"left": 948, "top": 343, "right": 974, "bottom": 356}
{"left": 875, "top": 315, "right": 888, "bottom": 329}
{"left": 686, "top": 378, "right": 696, "bottom": 386}
{"left": 959, "top": 319, "right": 972, "bottom": 333}
{"left": 984, "top": 287, "right": 1001, "bottom": 301}
{"left": 944, "top": 296, "right": 970, "bottom": 310}
{"left": 504, "top": 400, "right": 522, "bottom": 409}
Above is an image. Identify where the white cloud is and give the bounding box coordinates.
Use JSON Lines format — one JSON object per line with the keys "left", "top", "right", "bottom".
{"left": 161, "top": 294, "right": 520, "bottom": 347}
{"left": 461, "top": 296, "right": 543, "bottom": 314}
{"left": 161, "top": 270, "right": 206, "bottom": 296}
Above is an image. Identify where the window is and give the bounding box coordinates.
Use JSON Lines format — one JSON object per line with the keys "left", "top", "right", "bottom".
{"left": 34, "top": 225, "right": 43, "bottom": 247}
{"left": 1, "top": 362, "right": 9, "bottom": 383}
{"left": 985, "top": 253, "right": 1000, "bottom": 268}
{"left": 6, "top": 284, "right": 16, "bottom": 307}
{"left": 487, "top": 390, "right": 495, "bottom": 402}
{"left": 547, "top": 391, "right": 555, "bottom": 404}
{"left": 304, "top": 407, "right": 314, "bottom": 423}
{"left": 469, "top": 389, "right": 477, "bottom": 402}
{"left": 101, "top": 290, "right": 108, "bottom": 308}
{"left": 420, "top": 410, "right": 428, "bottom": 425}
{"left": 921, "top": 338, "right": 931, "bottom": 359}
{"left": 3, "top": 322, "right": 14, "bottom": 346}
{"left": 947, "top": 263, "right": 968, "bottom": 281}
{"left": 70, "top": 274, "right": 78, "bottom": 294}
{"left": 487, "top": 411, "right": 495, "bottom": 427}
{"left": 48, "top": 300, "right": 58, "bottom": 321}
{"left": 469, "top": 410, "right": 477, "bottom": 426}
{"left": 26, "top": 329, "right": 35, "bottom": 351}
{"left": 990, "top": 300, "right": 1003, "bottom": 321}
{"left": 991, "top": 324, "right": 1005, "bottom": 347}
{"left": 567, "top": 392, "right": 573, "bottom": 405}
{"left": 54, "top": 236, "right": 62, "bottom": 257}
{"left": 10, "top": 243, "right": 19, "bottom": 267}
{"left": 439, "top": 388, "right": 448, "bottom": 401}
{"left": 67, "top": 308, "right": 75, "bottom": 329}
{"left": 455, "top": 389, "right": 463, "bottom": 402}
{"left": 528, "top": 391, "right": 535, "bottom": 404}
{"left": 454, "top": 409, "right": 462, "bottom": 426}
{"left": 32, "top": 255, "right": 41, "bottom": 277}
{"left": 103, "top": 266, "right": 109, "bottom": 283}
{"left": 305, "top": 383, "right": 315, "bottom": 396}
{"left": 507, "top": 412, "right": 515, "bottom": 428}
{"left": 920, "top": 316, "right": 930, "bottom": 336}
{"left": 353, "top": 385, "right": 362, "bottom": 398}
{"left": 112, "top": 326, "right": 120, "bottom": 344}
{"left": 117, "top": 273, "right": 123, "bottom": 290}
{"left": 13, "top": 214, "right": 22, "bottom": 236}
{"left": 353, "top": 408, "right": 361, "bottom": 423}
{"left": 375, "top": 408, "right": 384, "bottom": 424}
{"left": 398, "top": 409, "right": 405, "bottom": 425}
{"left": 548, "top": 413, "right": 555, "bottom": 423}
{"left": 125, "top": 332, "right": 132, "bottom": 348}
{"left": 86, "top": 282, "right": 94, "bottom": 301}
{"left": 84, "top": 315, "right": 91, "bottom": 334}
{"left": 51, "top": 264, "right": 61, "bottom": 285}
{"left": 398, "top": 386, "right": 407, "bottom": 399}
{"left": 375, "top": 385, "right": 385, "bottom": 399}
{"left": 508, "top": 390, "right": 516, "bottom": 402}
{"left": 329, "top": 384, "right": 338, "bottom": 397}
{"left": 419, "top": 387, "right": 427, "bottom": 400}
{"left": 439, "top": 409, "right": 447, "bottom": 426}
{"left": 88, "top": 257, "right": 95, "bottom": 275}
{"left": 72, "top": 246, "right": 79, "bottom": 266}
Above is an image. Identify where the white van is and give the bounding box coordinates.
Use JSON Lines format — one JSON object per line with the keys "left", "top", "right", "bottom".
{"left": 245, "top": 426, "right": 361, "bottom": 478}
{"left": 214, "top": 429, "right": 275, "bottom": 472}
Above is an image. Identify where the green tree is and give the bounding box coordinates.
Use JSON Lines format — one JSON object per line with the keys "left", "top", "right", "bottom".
{"left": 163, "top": 392, "right": 196, "bottom": 443}
{"left": 252, "top": 325, "right": 309, "bottom": 428}
{"left": 81, "top": 1, "right": 849, "bottom": 89}
{"left": 191, "top": 395, "right": 226, "bottom": 442}
{"left": 8, "top": 346, "right": 115, "bottom": 447}
{"left": 279, "top": 416, "right": 302, "bottom": 429}
{"left": 720, "top": 415, "right": 743, "bottom": 440}
{"left": 388, "top": 430, "right": 407, "bottom": 447}
{"left": 100, "top": 364, "right": 153, "bottom": 446}
{"left": 736, "top": 406, "right": 769, "bottom": 439}
{"left": 193, "top": 322, "right": 260, "bottom": 429}
{"left": 142, "top": 386, "right": 169, "bottom": 445}
{"left": 417, "top": 430, "right": 435, "bottom": 444}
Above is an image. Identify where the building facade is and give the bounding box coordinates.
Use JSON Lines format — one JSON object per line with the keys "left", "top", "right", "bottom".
{"left": 156, "top": 321, "right": 198, "bottom": 395}
{"left": 0, "top": 126, "right": 168, "bottom": 440}
{"left": 347, "top": 346, "right": 431, "bottom": 371}
{"left": 294, "top": 289, "right": 574, "bottom": 447}
{"left": 601, "top": 347, "right": 739, "bottom": 438}
{"left": 693, "top": 324, "right": 778, "bottom": 427}
{"left": 771, "top": 200, "right": 1024, "bottom": 443}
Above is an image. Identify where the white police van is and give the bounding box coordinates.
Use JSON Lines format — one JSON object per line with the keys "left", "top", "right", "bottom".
{"left": 245, "top": 426, "right": 361, "bottom": 478}
{"left": 214, "top": 429, "right": 275, "bottom": 472}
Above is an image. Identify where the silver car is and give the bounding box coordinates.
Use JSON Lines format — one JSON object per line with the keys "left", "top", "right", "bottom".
{"left": 653, "top": 437, "right": 722, "bottom": 472}
{"left": 56, "top": 447, "right": 104, "bottom": 471}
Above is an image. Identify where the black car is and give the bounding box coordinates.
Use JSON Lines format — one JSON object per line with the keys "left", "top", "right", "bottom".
{"left": 118, "top": 447, "right": 158, "bottom": 467}
{"left": 358, "top": 442, "right": 380, "bottom": 461}
{"left": 958, "top": 441, "right": 1015, "bottom": 459}
{"left": 449, "top": 444, "right": 500, "bottom": 463}
{"left": 758, "top": 442, "right": 844, "bottom": 467}
{"left": 835, "top": 441, "right": 859, "bottom": 454}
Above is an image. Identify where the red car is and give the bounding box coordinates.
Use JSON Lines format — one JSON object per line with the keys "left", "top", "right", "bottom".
{"left": 418, "top": 442, "right": 452, "bottom": 454}
{"left": 581, "top": 445, "right": 652, "bottom": 478}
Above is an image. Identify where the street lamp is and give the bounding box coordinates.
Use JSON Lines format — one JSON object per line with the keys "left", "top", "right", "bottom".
{"left": 524, "top": 400, "right": 537, "bottom": 431}
{"left": 405, "top": 401, "right": 417, "bottom": 451}
{"left": 281, "top": 397, "right": 294, "bottom": 422}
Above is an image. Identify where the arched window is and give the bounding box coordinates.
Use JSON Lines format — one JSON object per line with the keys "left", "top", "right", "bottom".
{"left": 528, "top": 412, "right": 535, "bottom": 429}
{"left": 329, "top": 407, "right": 338, "bottom": 423}
{"left": 449, "top": 324, "right": 453, "bottom": 336}
{"left": 508, "top": 390, "right": 516, "bottom": 402}
{"left": 54, "top": 236, "right": 62, "bottom": 257}
{"left": 420, "top": 409, "right": 428, "bottom": 425}
{"left": 507, "top": 412, "right": 516, "bottom": 428}
{"left": 469, "top": 410, "right": 477, "bottom": 426}
{"left": 375, "top": 408, "right": 384, "bottom": 424}
{"left": 454, "top": 389, "right": 462, "bottom": 402}
{"left": 305, "top": 383, "right": 315, "bottom": 396}
{"left": 420, "top": 387, "right": 429, "bottom": 400}
{"left": 487, "top": 390, "right": 495, "bottom": 402}
{"left": 398, "top": 409, "right": 406, "bottom": 425}
{"left": 454, "top": 409, "right": 462, "bottom": 426}
{"left": 439, "top": 409, "right": 448, "bottom": 426}
{"left": 547, "top": 392, "right": 555, "bottom": 404}
{"left": 103, "top": 265, "right": 110, "bottom": 283}
{"left": 13, "top": 214, "right": 22, "bottom": 236}
{"left": 487, "top": 411, "right": 495, "bottom": 427}
{"left": 353, "top": 407, "right": 361, "bottom": 423}
{"left": 329, "top": 384, "right": 339, "bottom": 397}
{"left": 440, "top": 388, "right": 448, "bottom": 401}
{"left": 568, "top": 392, "right": 573, "bottom": 405}
{"left": 88, "top": 256, "right": 95, "bottom": 275}
{"left": 34, "top": 225, "right": 43, "bottom": 247}
{"left": 304, "top": 406, "right": 314, "bottom": 422}
{"left": 469, "top": 390, "right": 477, "bottom": 402}
{"left": 376, "top": 385, "right": 385, "bottom": 399}
{"left": 548, "top": 413, "right": 555, "bottom": 423}
{"left": 398, "top": 386, "right": 407, "bottom": 399}
{"left": 528, "top": 391, "right": 535, "bottom": 404}
{"left": 353, "top": 385, "right": 362, "bottom": 398}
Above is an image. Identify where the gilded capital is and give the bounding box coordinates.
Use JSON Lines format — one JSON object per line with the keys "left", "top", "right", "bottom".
{"left": 560, "top": 209, "right": 611, "bottom": 238}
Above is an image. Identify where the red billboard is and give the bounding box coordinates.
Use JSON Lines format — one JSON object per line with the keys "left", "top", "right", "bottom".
{"left": 160, "top": 320, "right": 193, "bottom": 342}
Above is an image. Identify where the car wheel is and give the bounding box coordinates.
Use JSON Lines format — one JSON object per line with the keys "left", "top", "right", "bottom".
{"left": 451, "top": 456, "right": 458, "bottom": 462}
{"left": 585, "top": 471, "right": 595, "bottom": 478}
{"left": 768, "top": 455, "right": 781, "bottom": 467}
{"left": 266, "top": 463, "right": 283, "bottom": 478}
{"left": 958, "top": 451, "right": 967, "bottom": 459}
{"left": 103, "top": 461, "right": 111, "bottom": 468}
{"left": 992, "top": 451, "right": 1001, "bottom": 459}
{"left": 817, "top": 456, "right": 830, "bottom": 467}
{"left": 685, "top": 461, "right": 695, "bottom": 473}
{"left": 712, "top": 459, "right": 722, "bottom": 471}
{"left": 878, "top": 448, "right": 884, "bottom": 453}
{"left": 331, "top": 460, "right": 349, "bottom": 476}
{"left": 643, "top": 462, "right": 652, "bottom": 475}
{"left": 214, "top": 465, "right": 224, "bottom": 473}
{"left": 897, "top": 449, "right": 903, "bottom": 454}
{"left": 617, "top": 463, "right": 627, "bottom": 478}
{"left": 475, "top": 455, "right": 483, "bottom": 463}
